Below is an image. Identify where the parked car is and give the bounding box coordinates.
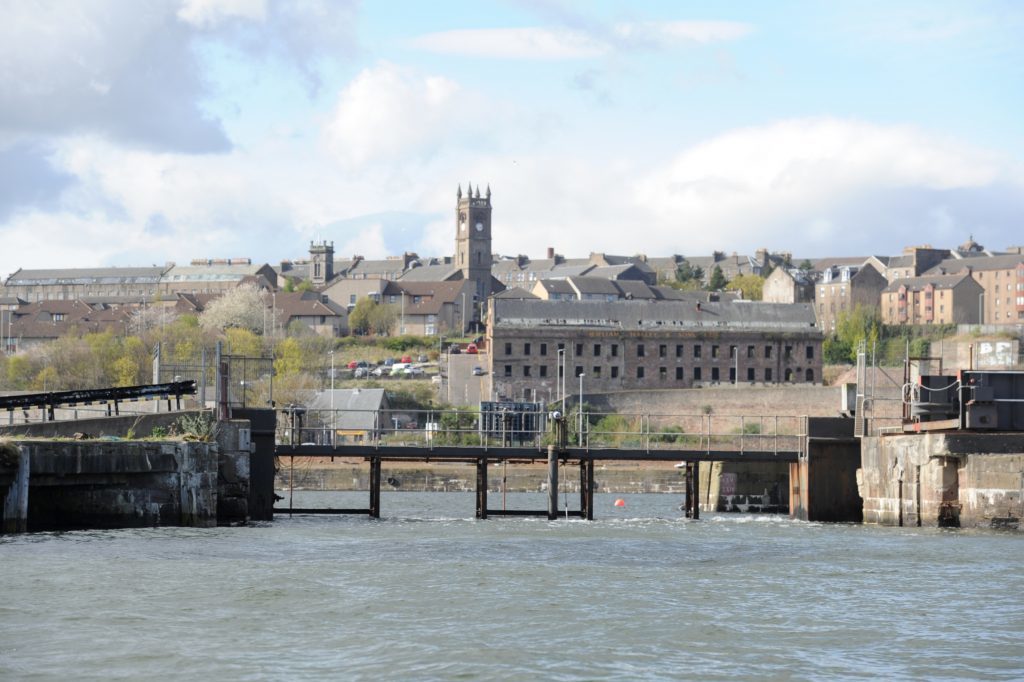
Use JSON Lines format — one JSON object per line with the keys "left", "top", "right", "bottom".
{"left": 354, "top": 367, "right": 369, "bottom": 378}
{"left": 465, "top": 343, "right": 478, "bottom": 354}
{"left": 400, "top": 354, "right": 412, "bottom": 363}
{"left": 431, "top": 375, "right": 442, "bottom": 385}
{"left": 346, "top": 360, "right": 359, "bottom": 369}
{"left": 472, "top": 366, "right": 485, "bottom": 376}
{"left": 356, "top": 360, "right": 369, "bottom": 368}
{"left": 371, "top": 366, "right": 388, "bottom": 377}
{"left": 416, "top": 354, "right": 428, "bottom": 363}
{"left": 384, "top": 358, "right": 395, "bottom": 367}
{"left": 403, "top": 367, "right": 425, "bottom": 377}
{"left": 448, "top": 345, "right": 461, "bottom": 354}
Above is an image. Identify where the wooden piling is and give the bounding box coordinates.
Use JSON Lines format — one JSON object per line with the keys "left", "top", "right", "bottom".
{"left": 580, "top": 459, "right": 594, "bottom": 520}
{"left": 547, "top": 445, "right": 558, "bottom": 520}
{"left": 369, "top": 456, "right": 381, "bottom": 518}
{"left": 476, "top": 457, "right": 488, "bottom": 519}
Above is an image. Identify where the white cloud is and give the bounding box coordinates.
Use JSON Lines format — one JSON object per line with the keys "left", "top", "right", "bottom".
{"left": 323, "top": 63, "right": 489, "bottom": 169}
{"left": 632, "top": 118, "right": 1021, "bottom": 253}
{"left": 409, "top": 21, "right": 752, "bottom": 59}
{"left": 177, "top": 0, "right": 267, "bottom": 28}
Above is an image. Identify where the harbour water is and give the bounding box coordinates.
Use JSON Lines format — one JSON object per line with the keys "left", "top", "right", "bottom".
{"left": 2, "top": 491, "right": 1023, "bottom": 680}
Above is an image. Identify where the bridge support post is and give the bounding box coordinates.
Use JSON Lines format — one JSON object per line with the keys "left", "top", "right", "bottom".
{"left": 580, "top": 459, "right": 594, "bottom": 520}
{"left": 547, "top": 445, "right": 558, "bottom": 520}
{"left": 476, "top": 457, "right": 488, "bottom": 519}
{"left": 369, "top": 456, "right": 381, "bottom": 518}
{"left": 692, "top": 462, "right": 700, "bottom": 520}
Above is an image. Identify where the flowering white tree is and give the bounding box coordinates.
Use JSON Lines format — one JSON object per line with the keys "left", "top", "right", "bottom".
{"left": 199, "top": 284, "right": 267, "bottom": 334}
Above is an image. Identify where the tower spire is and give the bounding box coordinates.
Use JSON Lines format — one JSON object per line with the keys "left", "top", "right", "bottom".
{"left": 457, "top": 184, "right": 462, "bottom": 200}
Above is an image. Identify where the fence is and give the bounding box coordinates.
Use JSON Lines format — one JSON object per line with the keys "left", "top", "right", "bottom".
{"left": 276, "top": 406, "right": 808, "bottom": 456}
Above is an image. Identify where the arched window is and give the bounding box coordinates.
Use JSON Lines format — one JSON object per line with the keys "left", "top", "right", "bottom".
{"left": 784, "top": 368, "right": 793, "bottom": 382}
{"left": 805, "top": 368, "right": 814, "bottom": 383}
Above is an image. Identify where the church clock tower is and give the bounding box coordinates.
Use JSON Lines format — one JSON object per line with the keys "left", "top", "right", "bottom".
{"left": 455, "top": 183, "right": 493, "bottom": 325}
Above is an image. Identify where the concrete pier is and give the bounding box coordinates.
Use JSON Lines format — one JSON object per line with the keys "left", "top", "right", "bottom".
{"left": 860, "top": 432, "right": 1024, "bottom": 529}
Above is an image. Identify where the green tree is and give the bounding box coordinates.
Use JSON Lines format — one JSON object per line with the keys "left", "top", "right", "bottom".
{"left": 798, "top": 259, "right": 814, "bottom": 272}
{"left": 224, "top": 328, "right": 264, "bottom": 356}
{"left": 829, "top": 305, "right": 881, "bottom": 363}
{"left": 369, "top": 303, "right": 398, "bottom": 336}
{"left": 706, "top": 265, "right": 728, "bottom": 291}
{"left": 728, "top": 274, "right": 765, "bottom": 301}
{"left": 348, "top": 297, "right": 377, "bottom": 335}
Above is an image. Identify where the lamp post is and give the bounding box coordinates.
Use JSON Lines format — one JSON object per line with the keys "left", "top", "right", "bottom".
{"left": 978, "top": 292, "right": 984, "bottom": 326}
{"left": 578, "top": 372, "right": 585, "bottom": 447}
{"left": 461, "top": 292, "right": 466, "bottom": 334}
{"left": 328, "top": 349, "right": 335, "bottom": 446}
{"left": 557, "top": 348, "right": 566, "bottom": 414}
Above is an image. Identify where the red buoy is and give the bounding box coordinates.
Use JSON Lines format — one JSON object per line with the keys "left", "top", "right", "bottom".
{"left": 614, "top": 498, "right": 626, "bottom": 507}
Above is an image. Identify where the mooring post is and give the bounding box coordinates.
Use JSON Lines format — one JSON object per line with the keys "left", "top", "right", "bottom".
{"left": 684, "top": 461, "right": 694, "bottom": 518}
{"left": 547, "top": 445, "right": 558, "bottom": 520}
{"left": 369, "top": 456, "right": 381, "bottom": 519}
{"left": 2, "top": 443, "right": 29, "bottom": 533}
{"left": 476, "top": 456, "right": 488, "bottom": 519}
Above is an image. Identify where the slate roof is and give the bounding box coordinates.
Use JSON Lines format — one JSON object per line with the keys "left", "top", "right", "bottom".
{"left": 309, "top": 388, "right": 389, "bottom": 431}
{"left": 882, "top": 272, "right": 980, "bottom": 293}
{"left": 4, "top": 266, "right": 167, "bottom": 286}
{"left": 492, "top": 299, "right": 819, "bottom": 331}
{"left": 492, "top": 287, "right": 538, "bottom": 300}
{"left": 924, "top": 253, "right": 1024, "bottom": 276}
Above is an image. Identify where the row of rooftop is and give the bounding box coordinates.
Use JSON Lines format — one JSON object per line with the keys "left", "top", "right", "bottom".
{"left": 2, "top": 235, "right": 1023, "bottom": 354}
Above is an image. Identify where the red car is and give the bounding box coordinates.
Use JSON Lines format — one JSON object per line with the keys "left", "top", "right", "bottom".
{"left": 346, "top": 360, "right": 358, "bottom": 369}
{"left": 465, "top": 343, "right": 478, "bottom": 354}
{"left": 400, "top": 355, "right": 412, "bottom": 363}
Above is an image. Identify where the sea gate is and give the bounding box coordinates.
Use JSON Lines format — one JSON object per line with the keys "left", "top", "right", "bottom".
{"left": 270, "top": 406, "right": 857, "bottom": 522}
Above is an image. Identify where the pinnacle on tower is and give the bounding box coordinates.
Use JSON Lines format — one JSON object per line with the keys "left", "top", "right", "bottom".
{"left": 474, "top": 185, "right": 480, "bottom": 199}
{"left": 457, "top": 184, "right": 462, "bottom": 200}
{"left": 486, "top": 184, "right": 491, "bottom": 200}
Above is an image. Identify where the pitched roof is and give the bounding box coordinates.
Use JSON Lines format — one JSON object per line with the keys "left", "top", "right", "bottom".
{"left": 4, "top": 266, "right": 167, "bottom": 286}
{"left": 882, "top": 272, "right": 980, "bottom": 293}
{"left": 492, "top": 287, "right": 538, "bottom": 300}
{"left": 492, "top": 299, "right": 819, "bottom": 331}
{"left": 924, "top": 253, "right": 1024, "bottom": 276}
{"left": 308, "top": 388, "right": 389, "bottom": 431}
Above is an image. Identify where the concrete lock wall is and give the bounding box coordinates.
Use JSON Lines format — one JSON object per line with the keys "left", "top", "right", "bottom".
{"left": 859, "top": 433, "right": 1024, "bottom": 529}
{"left": 4, "top": 440, "right": 219, "bottom": 532}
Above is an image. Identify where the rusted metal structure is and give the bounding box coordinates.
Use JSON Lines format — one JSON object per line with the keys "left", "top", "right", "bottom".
{"left": 0, "top": 380, "right": 196, "bottom": 421}
{"left": 904, "top": 370, "right": 1024, "bottom": 433}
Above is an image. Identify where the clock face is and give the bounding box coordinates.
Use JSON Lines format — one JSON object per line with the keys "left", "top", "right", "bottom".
{"left": 475, "top": 222, "right": 484, "bottom": 232}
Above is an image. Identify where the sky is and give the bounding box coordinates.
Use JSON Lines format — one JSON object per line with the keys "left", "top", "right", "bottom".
{"left": 1, "top": 0, "right": 1022, "bottom": 280}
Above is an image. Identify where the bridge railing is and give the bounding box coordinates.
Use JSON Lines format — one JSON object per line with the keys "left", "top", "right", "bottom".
{"left": 276, "top": 407, "right": 807, "bottom": 456}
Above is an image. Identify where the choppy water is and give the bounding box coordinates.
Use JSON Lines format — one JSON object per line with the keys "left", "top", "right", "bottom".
{"left": 2, "top": 491, "right": 1023, "bottom": 681}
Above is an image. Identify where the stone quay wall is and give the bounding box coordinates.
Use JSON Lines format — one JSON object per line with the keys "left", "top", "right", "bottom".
{"left": 859, "top": 433, "right": 1024, "bottom": 530}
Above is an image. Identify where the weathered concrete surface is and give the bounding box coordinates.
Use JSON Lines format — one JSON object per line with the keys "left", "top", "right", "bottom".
{"left": 860, "top": 433, "right": 1024, "bottom": 530}
{"left": 8, "top": 440, "right": 218, "bottom": 532}
{"left": 1, "top": 440, "right": 29, "bottom": 532}
{"left": 215, "top": 420, "right": 252, "bottom": 525}
{"left": 0, "top": 410, "right": 205, "bottom": 440}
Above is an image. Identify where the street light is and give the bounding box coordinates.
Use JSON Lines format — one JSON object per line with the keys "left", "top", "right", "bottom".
{"left": 557, "top": 347, "right": 566, "bottom": 414}
{"left": 578, "top": 372, "right": 585, "bottom": 447}
{"left": 328, "top": 349, "right": 335, "bottom": 446}
{"left": 461, "top": 292, "right": 466, "bottom": 333}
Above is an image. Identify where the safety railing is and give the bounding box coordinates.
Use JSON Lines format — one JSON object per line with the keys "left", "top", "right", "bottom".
{"left": 276, "top": 407, "right": 808, "bottom": 456}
